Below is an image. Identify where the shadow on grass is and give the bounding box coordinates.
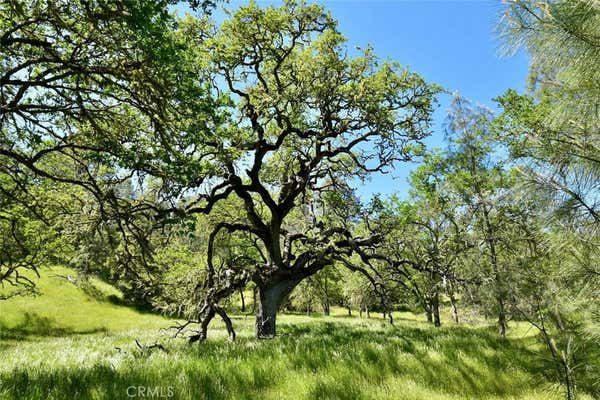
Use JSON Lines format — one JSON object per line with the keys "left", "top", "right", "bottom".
{"left": 0, "top": 320, "right": 560, "bottom": 400}
{"left": 277, "top": 322, "right": 547, "bottom": 396}
{"left": 0, "top": 312, "right": 107, "bottom": 341}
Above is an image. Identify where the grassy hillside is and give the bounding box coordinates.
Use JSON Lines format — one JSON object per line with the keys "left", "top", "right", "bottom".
{"left": 0, "top": 266, "right": 171, "bottom": 340}
{"left": 0, "top": 267, "right": 587, "bottom": 400}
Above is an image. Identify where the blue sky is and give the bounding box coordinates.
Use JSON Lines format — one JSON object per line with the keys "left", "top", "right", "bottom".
{"left": 316, "top": 0, "right": 530, "bottom": 199}
{"left": 177, "top": 0, "right": 530, "bottom": 199}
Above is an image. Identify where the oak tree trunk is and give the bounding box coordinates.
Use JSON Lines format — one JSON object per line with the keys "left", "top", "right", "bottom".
{"left": 323, "top": 278, "right": 330, "bottom": 316}
{"left": 498, "top": 299, "right": 507, "bottom": 338}
{"left": 425, "top": 303, "right": 433, "bottom": 323}
{"left": 449, "top": 291, "right": 459, "bottom": 324}
{"left": 255, "top": 276, "right": 301, "bottom": 339}
{"left": 323, "top": 300, "right": 330, "bottom": 316}
{"left": 432, "top": 292, "right": 441, "bottom": 327}
{"left": 239, "top": 288, "right": 246, "bottom": 313}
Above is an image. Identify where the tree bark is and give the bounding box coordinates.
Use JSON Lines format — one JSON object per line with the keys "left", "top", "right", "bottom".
{"left": 449, "top": 290, "right": 459, "bottom": 324}
{"left": 252, "top": 286, "right": 257, "bottom": 313}
{"left": 323, "top": 277, "right": 330, "bottom": 316}
{"left": 425, "top": 303, "right": 433, "bottom": 323}
{"left": 255, "top": 276, "right": 301, "bottom": 339}
{"left": 189, "top": 307, "right": 215, "bottom": 343}
{"left": 432, "top": 292, "right": 441, "bottom": 327}
{"left": 482, "top": 205, "right": 507, "bottom": 338}
{"left": 214, "top": 305, "right": 236, "bottom": 341}
{"left": 239, "top": 288, "right": 246, "bottom": 313}
{"left": 323, "top": 300, "right": 330, "bottom": 316}
{"left": 498, "top": 299, "right": 507, "bottom": 338}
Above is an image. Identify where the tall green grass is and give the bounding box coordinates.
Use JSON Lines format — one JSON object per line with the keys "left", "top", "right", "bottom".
{"left": 0, "top": 266, "right": 171, "bottom": 339}
{"left": 0, "top": 267, "right": 590, "bottom": 399}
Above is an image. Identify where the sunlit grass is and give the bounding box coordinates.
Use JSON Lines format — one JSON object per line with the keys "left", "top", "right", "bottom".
{"left": 0, "top": 268, "right": 590, "bottom": 400}
{"left": 0, "top": 266, "right": 171, "bottom": 338}
{"left": 0, "top": 319, "right": 571, "bottom": 400}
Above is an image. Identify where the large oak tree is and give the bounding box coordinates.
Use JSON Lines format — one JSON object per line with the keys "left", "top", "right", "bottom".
{"left": 186, "top": 1, "right": 439, "bottom": 339}
{"left": 2, "top": 0, "right": 438, "bottom": 339}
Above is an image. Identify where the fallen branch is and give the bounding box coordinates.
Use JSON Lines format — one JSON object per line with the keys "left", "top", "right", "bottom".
{"left": 135, "top": 339, "right": 169, "bottom": 353}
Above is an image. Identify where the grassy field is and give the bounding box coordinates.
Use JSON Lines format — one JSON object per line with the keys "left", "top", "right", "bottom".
{"left": 0, "top": 267, "right": 585, "bottom": 400}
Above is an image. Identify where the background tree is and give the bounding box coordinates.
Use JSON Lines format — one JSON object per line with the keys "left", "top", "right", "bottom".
{"left": 342, "top": 272, "right": 379, "bottom": 319}
{"left": 0, "top": 171, "right": 69, "bottom": 299}
{"left": 443, "top": 97, "right": 516, "bottom": 338}
{"left": 497, "top": 0, "right": 600, "bottom": 223}
{"left": 373, "top": 186, "right": 469, "bottom": 327}
{"left": 496, "top": 3, "right": 600, "bottom": 397}
{"left": 405, "top": 154, "right": 471, "bottom": 325}
{"left": 289, "top": 267, "right": 343, "bottom": 316}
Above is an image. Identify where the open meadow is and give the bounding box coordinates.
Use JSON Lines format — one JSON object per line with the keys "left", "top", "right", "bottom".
{"left": 0, "top": 267, "right": 582, "bottom": 400}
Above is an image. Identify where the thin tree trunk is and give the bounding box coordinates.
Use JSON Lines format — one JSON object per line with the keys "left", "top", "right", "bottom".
{"left": 323, "top": 277, "right": 330, "bottom": 316}
{"left": 542, "top": 318, "right": 575, "bottom": 400}
{"left": 190, "top": 306, "right": 215, "bottom": 343}
{"left": 347, "top": 305, "right": 352, "bottom": 316}
{"left": 251, "top": 286, "right": 257, "bottom": 313}
{"left": 323, "top": 301, "right": 330, "bottom": 316}
{"left": 483, "top": 205, "right": 507, "bottom": 339}
{"left": 214, "top": 305, "right": 236, "bottom": 341}
{"left": 365, "top": 306, "right": 370, "bottom": 319}
{"left": 239, "top": 288, "right": 246, "bottom": 313}
{"left": 432, "top": 292, "right": 441, "bottom": 327}
{"left": 449, "top": 290, "right": 459, "bottom": 324}
{"left": 498, "top": 300, "right": 507, "bottom": 338}
{"left": 425, "top": 303, "right": 433, "bottom": 323}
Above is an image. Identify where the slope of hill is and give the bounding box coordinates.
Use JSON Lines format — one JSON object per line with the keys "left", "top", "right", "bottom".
{"left": 0, "top": 266, "right": 171, "bottom": 340}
